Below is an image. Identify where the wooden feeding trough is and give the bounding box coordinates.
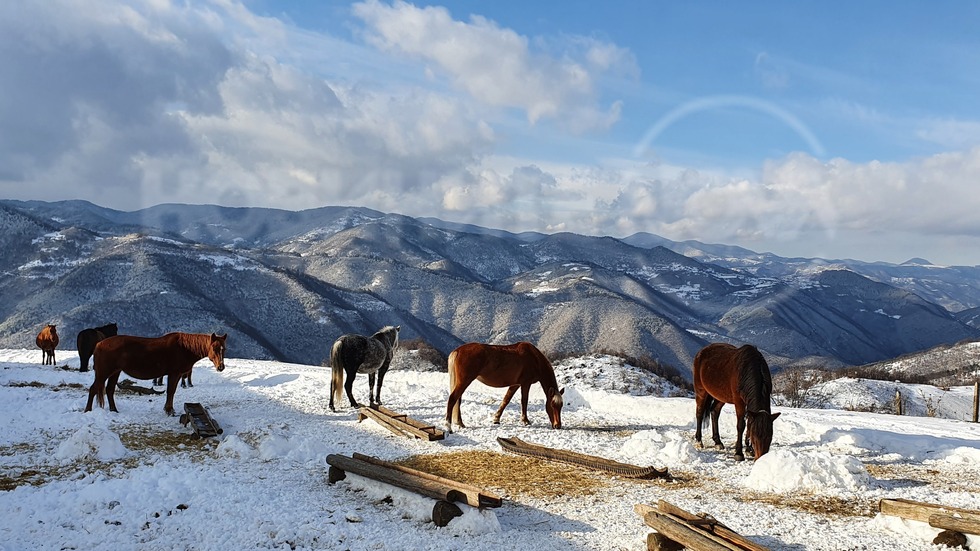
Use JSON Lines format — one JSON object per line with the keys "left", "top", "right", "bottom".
{"left": 879, "top": 498, "right": 980, "bottom": 547}
{"left": 326, "top": 452, "right": 502, "bottom": 527}
{"left": 357, "top": 404, "right": 445, "bottom": 441}
{"left": 179, "top": 402, "right": 222, "bottom": 438}
{"left": 634, "top": 500, "right": 769, "bottom": 551}
{"left": 497, "top": 436, "right": 670, "bottom": 479}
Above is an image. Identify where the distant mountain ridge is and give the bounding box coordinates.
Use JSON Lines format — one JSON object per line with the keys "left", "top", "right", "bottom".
{"left": 2, "top": 199, "right": 978, "bottom": 379}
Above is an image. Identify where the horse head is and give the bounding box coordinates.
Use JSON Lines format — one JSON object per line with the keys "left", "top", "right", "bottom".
{"left": 208, "top": 333, "right": 228, "bottom": 372}
{"left": 545, "top": 387, "right": 565, "bottom": 429}
{"left": 746, "top": 410, "right": 781, "bottom": 459}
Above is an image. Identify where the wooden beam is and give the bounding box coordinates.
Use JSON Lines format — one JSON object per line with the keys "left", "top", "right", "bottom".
{"left": 641, "top": 511, "right": 739, "bottom": 551}
{"left": 657, "top": 500, "right": 770, "bottom": 551}
{"left": 879, "top": 498, "right": 980, "bottom": 525}
{"left": 351, "top": 452, "right": 501, "bottom": 508}
{"left": 358, "top": 405, "right": 445, "bottom": 441}
{"left": 326, "top": 453, "right": 501, "bottom": 509}
{"left": 929, "top": 513, "right": 980, "bottom": 536}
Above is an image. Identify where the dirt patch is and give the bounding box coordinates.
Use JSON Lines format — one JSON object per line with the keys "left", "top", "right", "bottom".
{"left": 741, "top": 491, "right": 877, "bottom": 518}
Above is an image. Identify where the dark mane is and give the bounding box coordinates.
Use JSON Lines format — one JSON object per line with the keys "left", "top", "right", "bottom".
{"left": 736, "top": 345, "right": 771, "bottom": 413}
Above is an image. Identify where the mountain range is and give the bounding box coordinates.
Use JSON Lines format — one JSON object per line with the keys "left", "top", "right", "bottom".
{"left": 2, "top": 199, "right": 979, "bottom": 379}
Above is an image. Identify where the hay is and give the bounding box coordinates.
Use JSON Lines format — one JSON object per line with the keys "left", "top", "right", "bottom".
{"left": 741, "top": 491, "right": 877, "bottom": 518}
{"left": 395, "top": 450, "right": 609, "bottom": 499}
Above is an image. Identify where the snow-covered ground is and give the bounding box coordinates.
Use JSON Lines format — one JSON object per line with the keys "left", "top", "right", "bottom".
{"left": 1, "top": 349, "right": 979, "bottom": 550}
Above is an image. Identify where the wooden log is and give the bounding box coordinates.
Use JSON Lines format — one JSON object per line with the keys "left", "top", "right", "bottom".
{"left": 656, "top": 500, "right": 770, "bottom": 551}
{"left": 326, "top": 454, "right": 501, "bottom": 509}
{"left": 879, "top": 498, "right": 980, "bottom": 525}
{"left": 358, "top": 406, "right": 445, "bottom": 441}
{"left": 646, "top": 532, "right": 684, "bottom": 551}
{"left": 641, "top": 511, "right": 738, "bottom": 551}
{"left": 929, "top": 513, "right": 980, "bottom": 536}
{"left": 432, "top": 500, "right": 464, "bottom": 527}
{"left": 351, "top": 452, "right": 501, "bottom": 508}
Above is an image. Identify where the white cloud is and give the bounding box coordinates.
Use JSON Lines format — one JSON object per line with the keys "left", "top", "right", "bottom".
{"left": 351, "top": 0, "right": 628, "bottom": 132}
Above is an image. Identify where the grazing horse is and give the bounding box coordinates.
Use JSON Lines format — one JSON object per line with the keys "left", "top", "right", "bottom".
{"left": 329, "top": 325, "right": 400, "bottom": 411}
{"left": 445, "top": 342, "right": 564, "bottom": 433}
{"left": 84, "top": 332, "right": 227, "bottom": 416}
{"left": 76, "top": 323, "right": 118, "bottom": 372}
{"left": 693, "top": 343, "right": 780, "bottom": 461}
{"left": 36, "top": 324, "right": 59, "bottom": 365}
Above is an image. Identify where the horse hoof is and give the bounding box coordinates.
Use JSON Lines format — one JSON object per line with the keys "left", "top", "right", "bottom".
{"left": 734, "top": 454, "right": 745, "bottom": 462}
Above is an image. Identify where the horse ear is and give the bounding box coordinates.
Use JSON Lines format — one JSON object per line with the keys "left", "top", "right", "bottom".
{"left": 771, "top": 412, "right": 781, "bottom": 421}
{"left": 559, "top": 387, "right": 565, "bottom": 395}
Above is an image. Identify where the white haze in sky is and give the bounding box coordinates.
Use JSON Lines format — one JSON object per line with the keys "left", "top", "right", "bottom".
{"left": 3, "top": 1, "right": 980, "bottom": 265}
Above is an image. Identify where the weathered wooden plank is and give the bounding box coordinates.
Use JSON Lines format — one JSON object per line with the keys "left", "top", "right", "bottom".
{"left": 180, "top": 402, "right": 222, "bottom": 438}
{"left": 657, "top": 500, "right": 770, "bottom": 551}
{"left": 351, "top": 452, "right": 502, "bottom": 508}
{"left": 879, "top": 498, "right": 980, "bottom": 524}
{"left": 642, "top": 511, "right": 737, "bottom": 551}
{"left": 929, "top": 513, "right": 980, "bottom": 536}
{"left": 358, "top": 406, "right": 445, "bottom": 441}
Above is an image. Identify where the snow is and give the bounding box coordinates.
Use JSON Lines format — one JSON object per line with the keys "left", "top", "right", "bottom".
{"left": 2, "top": 349, "right": 980, "bottom": 550}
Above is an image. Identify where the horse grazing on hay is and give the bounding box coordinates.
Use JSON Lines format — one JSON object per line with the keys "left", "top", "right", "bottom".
{"left": 693, "top": 342, "right": 780, "bottom": 461}
{"left": 329, "top": 325, "right": 400, "bottom": 411}
{"left": 84, "top": 332, "right": 227, "bottom": 416}
{"left": 36, "top": 324, "right": 59, "bottom": 365}
{"left": 76, "top": 323, "right": 118, "bottom": 372}
{"left": 445, "top": 342, "right": 564, "bottom": 433}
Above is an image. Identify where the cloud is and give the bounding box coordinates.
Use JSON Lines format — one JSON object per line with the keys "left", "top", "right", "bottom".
{"left": 352, "top": 0, "right": 629, "bottom": 132}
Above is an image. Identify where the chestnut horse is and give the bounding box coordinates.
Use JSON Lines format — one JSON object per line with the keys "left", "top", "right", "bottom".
{"left": 84, "top": 332, "right": 227, "bottom": 416}
{"left": 36, "top": 324, "right": 59, "bottom": 365}
{"left": 693, "top": 342, "right": 780, "bottom": 461}
{"left": 445, "top": 342, "right": 564, "bottom": 433}
{"left": 76, "top": 323, "right": 118, "bottom": 372}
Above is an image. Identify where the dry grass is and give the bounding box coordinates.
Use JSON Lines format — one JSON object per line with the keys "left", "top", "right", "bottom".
{"left": 740, "top": 491, "right": 877, "bottom": 518}
{"left": 395, "top": 450, "right": 610, "bottom": 499}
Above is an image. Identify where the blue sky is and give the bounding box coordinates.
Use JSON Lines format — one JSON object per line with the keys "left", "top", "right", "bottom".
{"left": 3, "top": 1, "right": 980, "bottom": 265}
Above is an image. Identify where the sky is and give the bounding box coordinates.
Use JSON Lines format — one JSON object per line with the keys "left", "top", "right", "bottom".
{"left": 3, "top": 1, "right": 980, "bottom": 265}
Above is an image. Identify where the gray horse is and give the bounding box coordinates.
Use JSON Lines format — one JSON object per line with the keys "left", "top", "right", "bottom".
{"left": 329, "top": 325, "right": 400, "bottom": 411}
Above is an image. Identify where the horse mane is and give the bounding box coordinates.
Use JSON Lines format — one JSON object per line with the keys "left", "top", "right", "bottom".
{"left": 371, "top": 325, "right": 399, "bottom": 350}
{"left": 174, "top": 332, "right": 213, "bottom": 357}
{"left": 735, "top": 345, "right": 772, "bottom": 413}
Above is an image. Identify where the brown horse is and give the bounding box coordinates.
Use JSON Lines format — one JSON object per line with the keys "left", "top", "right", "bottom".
{"left": 693, "top": 342, "right": 780, "bottom": 461}
{"left": 36, "top": 324, "right": 59, "bottom": 365}
{"left": 76, "top": 323, "right": 118, "bottom": 372}
{"left": 84, "top": 332, "right": 227, "bottom": 416}
{"left": 445, "top": 342, "right": 564, "bottom": 433}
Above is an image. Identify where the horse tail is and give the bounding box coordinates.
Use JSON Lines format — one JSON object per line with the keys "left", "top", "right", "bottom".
{"left": 329, "top": 339, "right": 345, "bottom": 409}
{"left": 697, "top": 394, "right": 717, "bottom": 431}
{"left": 447, "top": 348, "right": 460, "bottom": 423}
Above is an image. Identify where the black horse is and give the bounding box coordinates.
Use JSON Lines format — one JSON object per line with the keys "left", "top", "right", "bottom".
{"left": 329, "top": 325, "right": 400, "bottom": 411}
{"left": 76, "top": 323, "right": 118, "bottom": 373}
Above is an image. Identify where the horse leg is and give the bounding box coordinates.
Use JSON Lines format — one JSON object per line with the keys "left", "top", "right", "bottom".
{"left": 710, "top": 402, "right": 725, "bottom": 450}
{"left": 164, "top": 374, "right": 180, "bottom": 416}
{"left": 733, "top": 405, "right": 746, "bottom": 461}
{"left": 106, "top": 372, "right": 121, "bottom": 413}
{"left": 85, "top": 375, "right": 103, "bottom": 412}
{"left": 368, "top": 372, "right": 377, "bottom": 406}
{"left": 344, "top": 369, "right": 360, "bottom": 409}
{"left": 445, "top": 378, "right": 477, "bottom": 433}
{"left": 694, "top": 393, "right": 706, "bottom": 448}
{"left": 493, "top": 386, "right": 519, "bottom": 424}
{"left": 374, "top": 367, "right": 388, "bottom": 406}
{"left": 519, "top": 384, "right": 532, "bottom": 425}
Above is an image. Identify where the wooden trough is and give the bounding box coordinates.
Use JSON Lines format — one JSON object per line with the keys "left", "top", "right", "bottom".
{"left": 179, "top": 402, "right": 222, "bottom": 438}
{"left": 879, "top": 498, "right": 980, "bottom": 547}
{"left": 497, "top": 436, "right": 670, "bottom": 479}
{"left": 326, "top": 452, "right": 502, "bottom": 527}
{"left": 357, "top": 404, "right": 445, "bottom": 441}
{"left": 635, "top": 500, "right": 769, "bottom": 551}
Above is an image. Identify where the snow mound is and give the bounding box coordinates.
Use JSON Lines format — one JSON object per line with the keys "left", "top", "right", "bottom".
{"left": 555, "top": 354, "right": 686, "bottom": 397}
{"left": 744, "top": 449, "right": 869, "bottom": 493}
{"left": 55, "top": 425, "right": 129, "bottom": 462}
{"left": 620, "top": 429, "right": 703, "bottom": 466}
